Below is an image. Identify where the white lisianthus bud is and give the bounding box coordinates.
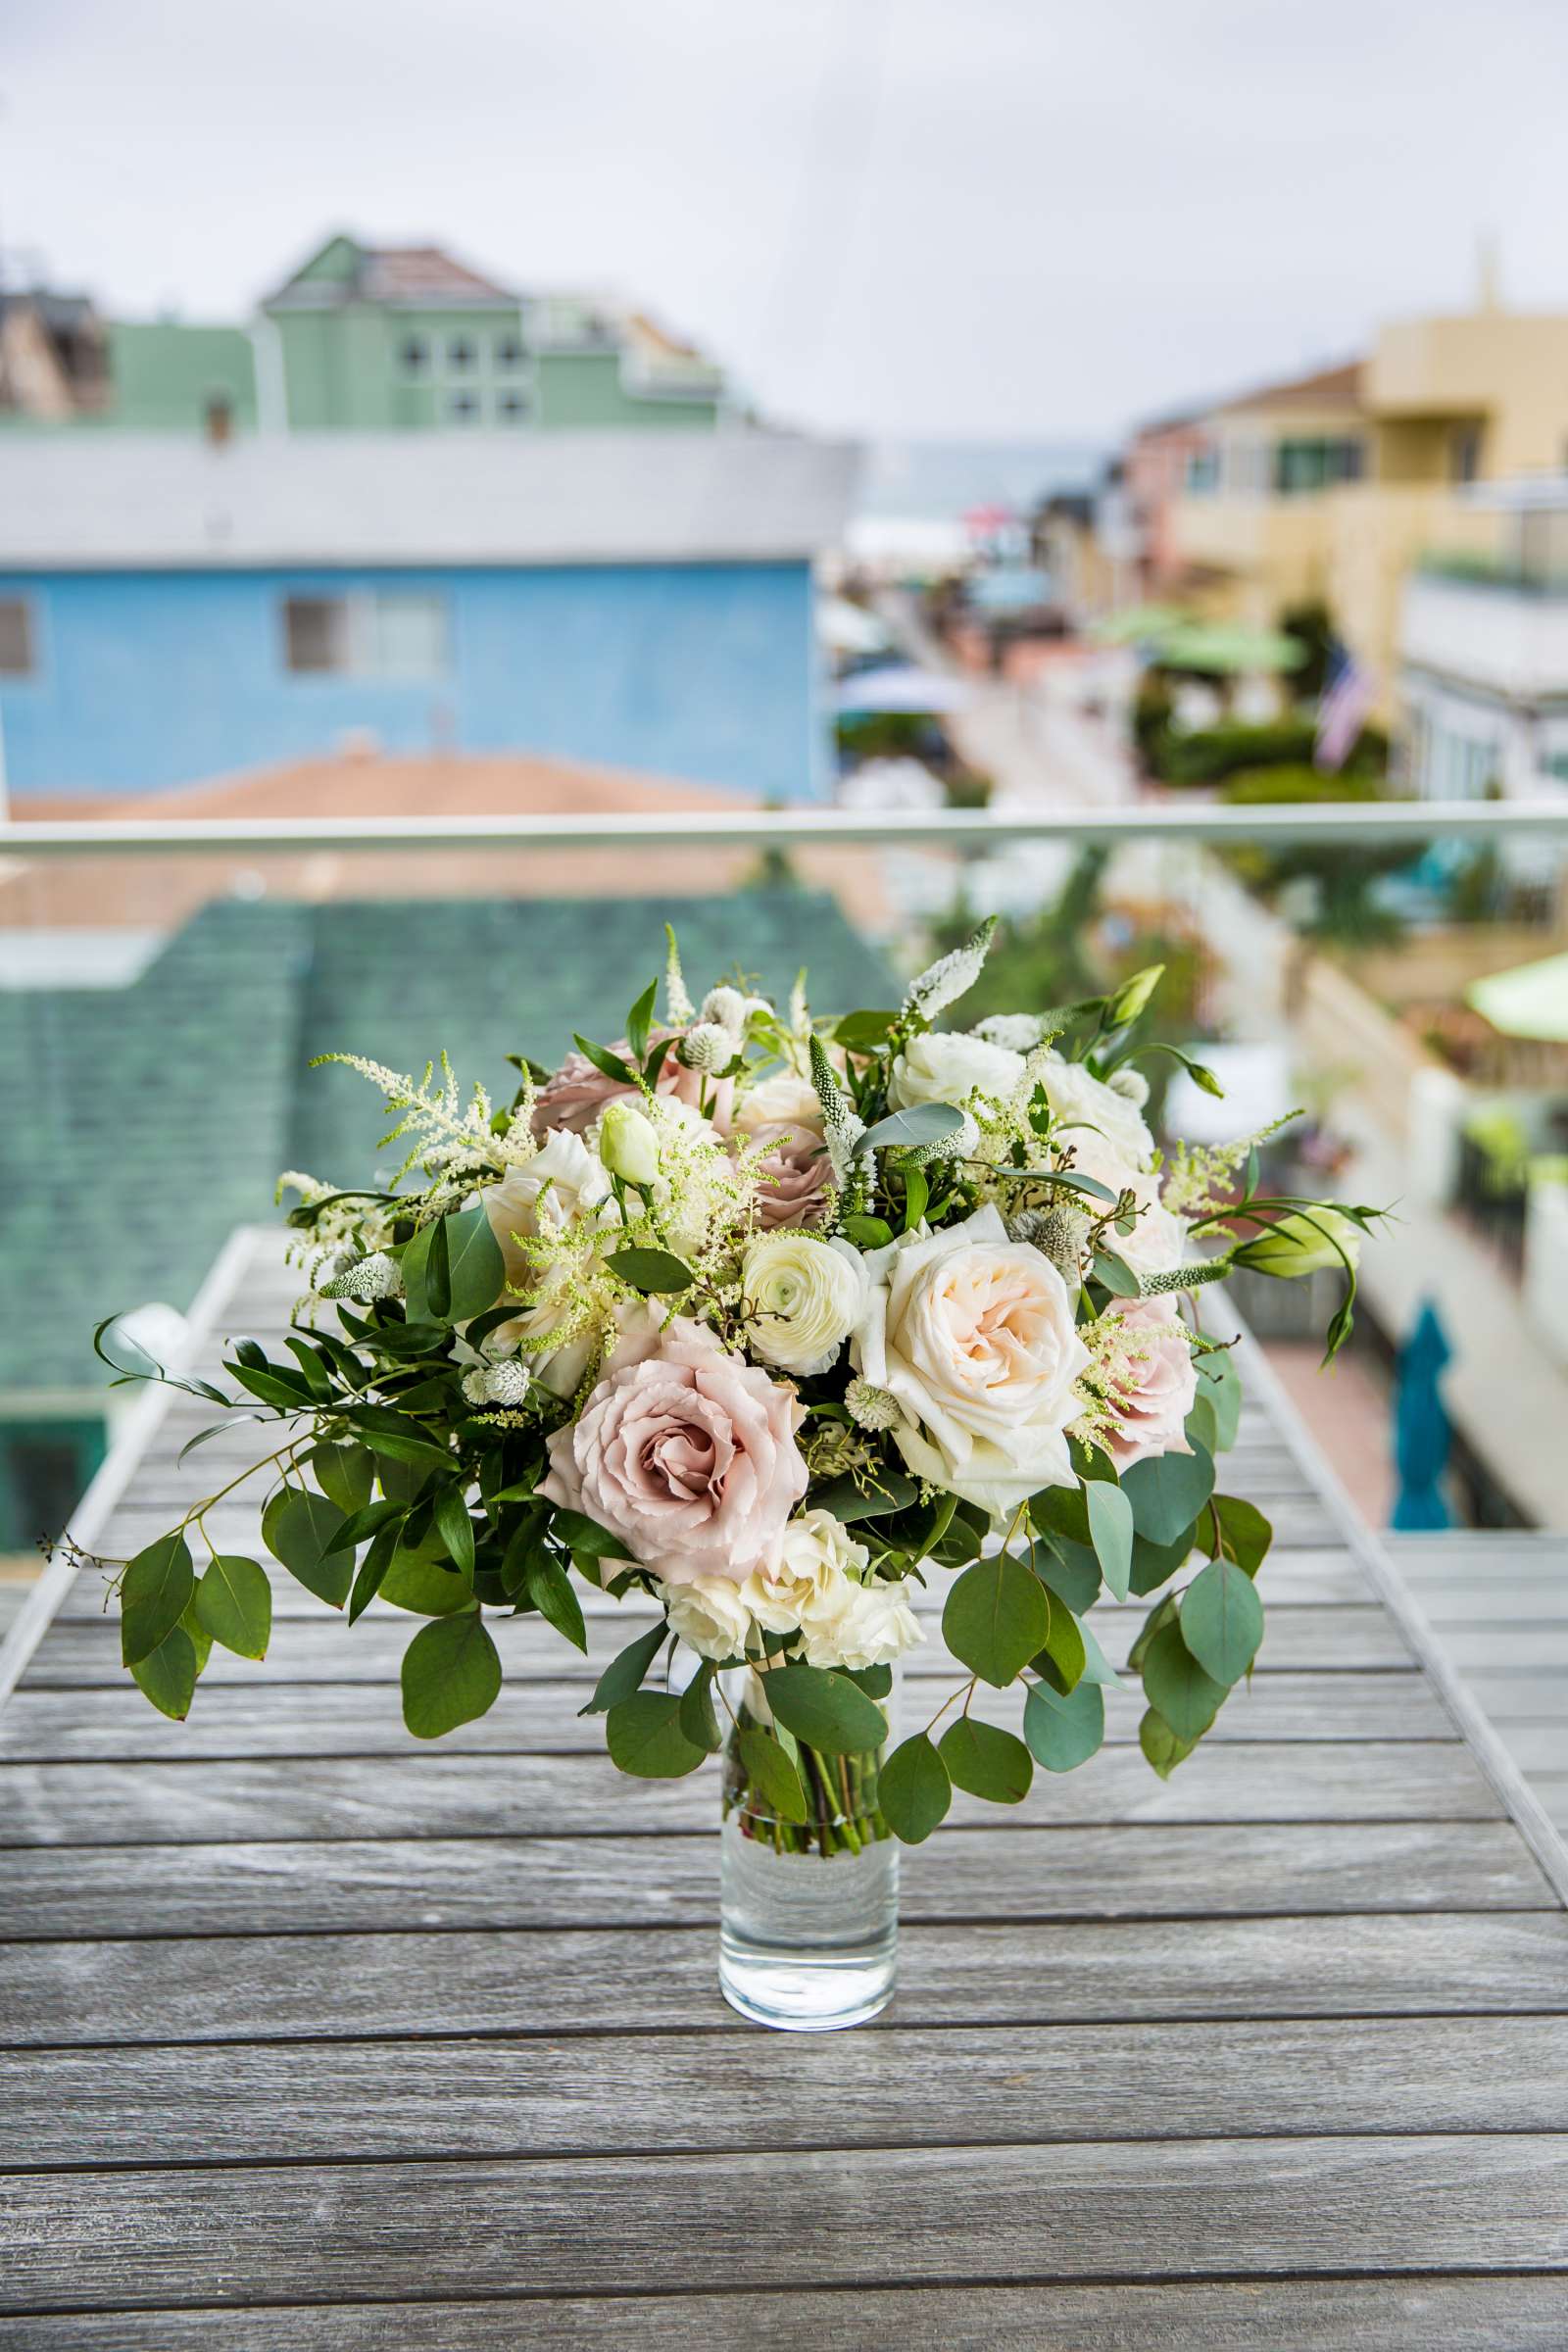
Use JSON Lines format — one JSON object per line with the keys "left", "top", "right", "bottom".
{"left": 1234, "top": 1207, "right": 1362, "bottom": 1280}
{"left": 676, "top": 1020, "right": 733, "bottom": 1073}
{"left": 1107, "top": 963, "right": 1164, "bottom": 1029}
{"left": 598, "top": 1100, "right": 661, "bottom": 1189}
{"left": 845, "top": 1377, "right": 903, "bottom": 1432}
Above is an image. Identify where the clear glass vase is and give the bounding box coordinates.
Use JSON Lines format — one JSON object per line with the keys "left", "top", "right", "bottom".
{"left": 717, "top": 1665, "right": 899, "bottom": 2032}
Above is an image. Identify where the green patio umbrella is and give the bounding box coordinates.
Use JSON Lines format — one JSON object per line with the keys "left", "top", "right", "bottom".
{"left": 1152, "top": 621, "right": 1307, "bottom": 675}
{"left": 1466, "top": 951, "right": 1568, "bottom": 1043}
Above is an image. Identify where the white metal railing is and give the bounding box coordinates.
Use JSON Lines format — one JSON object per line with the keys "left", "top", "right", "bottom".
{"left": 4, "top": 799, "right": 1568, "bottom": 857}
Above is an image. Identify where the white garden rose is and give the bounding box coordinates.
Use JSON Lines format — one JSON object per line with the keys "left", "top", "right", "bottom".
{"left": 740, "top": 1508, "right": 867, "bottom": 1642}
{"left": 742, "top": 1231, "right": 870, "bottom": 1378}
{"left": 888, "top": 1031, "right": 1028, "bottom": 1112}
{"left": 1038, "top": 1052, "right": 1154, "bottom": 1168}
{"left": 482, "top": 1128, "right": 613, "bottom": 1286}
{"left": 735, "top": 1068, "right": 822, "bottom": 1135}
{"left": 660, "top": 1573, "right": 754, "bottom": 1663}
{"left": 1069, "top": 1135, "right": 1188, "bottom": 1280}
{"left": 852, "top": 1202, "right": 1091, "bottom": 1517}
{"left": 488, "top": 1259, "right": 603, "bottom": 1397}
{"left": 812, "top": 1576, "right": 926, "bottom": 1672}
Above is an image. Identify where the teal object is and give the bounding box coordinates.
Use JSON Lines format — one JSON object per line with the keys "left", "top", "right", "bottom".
{"left": 1391, "top": 1300, "right": 1453, "bottom": 1531}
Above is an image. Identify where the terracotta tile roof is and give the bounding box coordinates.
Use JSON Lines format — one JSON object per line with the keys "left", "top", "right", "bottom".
{"left": 359, "top": 246, "right": 514, "bottom": 307}
{"left": 1211, "top": 360, "right": 1366, "bottom": 419}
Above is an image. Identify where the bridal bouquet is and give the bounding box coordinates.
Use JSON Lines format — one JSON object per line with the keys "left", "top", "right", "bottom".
{"left": 100, "top": 918, "right": 1377, "bottom": 1852}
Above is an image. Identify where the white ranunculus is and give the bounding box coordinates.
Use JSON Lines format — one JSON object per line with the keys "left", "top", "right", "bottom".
{"left": 1038, "top": 1052, "right": 1154, "bottom": 1168}
{"left": 660, "top": 1573, "right": 754, "bottom": 1663}
{"left": 888, "top": 1031, "right": 1028, "bottom": 1112}
{"left": 483, "top": 1129, "right": 612, "bottom": 1286}
{"left": 740, "top": 1508, "right": 867, "bottom": 1643}
{"left": 852, "top": 1202, "right": 1091, "bottom": 1518}
{"left": 815, "top": 1577, "right": 926, "bottom": 1672}
{"left": 742, "top": 1232, "right": 871, "bottom": 1378}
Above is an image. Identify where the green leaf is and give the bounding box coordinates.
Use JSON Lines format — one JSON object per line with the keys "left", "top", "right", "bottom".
{"left": 1121, "top": 1440, "right": 1215, "bottom": 1546}
{"left": 194, "top": 1554, "right": 271, "bottom": 1660}
{"left": 1092, "top": 1250, "right": 1140, "bottom": 1298}
{"left": 943, "top": 1552, "right": 1052, "bottom": 1689}
{"left": 1139, "top": 1706, "right": 1197, "bottom": 1779}
{"left": 1180, "top": 1557, "right": 1264, "bottom": 1686}
{"left": 441, "top": 1207, "right": 507, "bottom": 1323}
{"left": 262, "top": 1487, "right": 352, "bottom": 1608}
{"left": 432, "top": 1486, "right": 477, "bottom": 1581}
{"left": 1185, "top": 1393, "right": 1220, "bottom": 1454}
{"left": 939, "top": 1717, "right": 1033, "bottom": 1804}
{"left": 324, "top": 1496, "right": 407, "bottom": 1555}
{"left": 839, "top": 1213, "right": 895, "bottom": 1249}
{"left": 902, "top": 1165, "right": 929, "bottom": 1233}
{"left": 833, "top": 1008, "right": 899, "bottom": 1053}
{"left": 677, "top": 1660, "right": 723, "bottom": 1753}
{"left": 120, "top": 1532, "right": 195, "bottom": 1668}
{"left": 573, "top": 1033, "right": 640, "bottom": 1089}
{"left": 763, "top": 1661, "right": 889, "bottom": 1754}
{"left": 348, "top": 1406, "right": 452, "bottom": 1469}
{"left": 605, "top": 1689, "right": 708, "bottom": 1778}
{"left": 378, "top": 1545, "right": 474, "bottom": 1617}
{"left": 736, "top": 1725, "right": 810, "bottom": 1823}
{"left": 401, "top": 1608, "right": 503, "bottom": 1739}
{"left": 129, "top": 1624, "right": 197, "bottom": 1721}
{"left": 1212, "top": 1494, "right": 1273, "bottom": 1577}
{"left": 1032, "top": 1594, "right": 1087, "bottom": 1696}
{"left": 625, "top": 977, "right": 659, "bottom": 1065}
{"left": 551, "top": 1508, "right": 633, "bottom": 1560}
{"left": 1023, "top": 1678, "right": 1104, "bottom": 1772}
{"left": 1141, "top": 1620, "right": 1226, "bottom": 1740}
{"left": 809, "top": 1470, "right": 920, "bottom": 1524}
{"left": 348, "top": 1524, "right": 399, "bottom": 1623}
{"left": 1086, "top": 1479, "right": 1135, "bottom": 1602}
{"left": 1129, "top": 1522, "right": 1200, "bottom": 1596}
{"left": 282, "top": 1336, "right": 334, "bottom": 1401}
{"left": 579, "top": 1620, "right": 669, "bottom": 1717}
{"left": 1076, "top": 1612, "right": 1128, "bottom": 1691}
{"left": 843, "top": 1662, "right": 893, "bottom": 1699}
{"left": 857, "top": 1102, "right": 966, "bottom": 1156}
{"left": 177, "top": 1595, "right": 213, "bottom": 1677}
{"left": 309, "top": 1443, "right": 375, "bottom": 1517}
{"left": 878, "top": 1734, "right": 952, "bottom": 1842}
{"left": 525, "top": 1555, "right": 588, "bottom": 1654}
{"left": 1127, "top": 1592, "right": 1180, "bottom": 1674}
{"left": 1035, "top": 1541, "right": 1102, "bottom": 1614}
{"left": 604, "top": 1247, "right": 696, "bottom": 1295}
{"left": 229, "top": 1361, "right": 316, "bottom": 1412}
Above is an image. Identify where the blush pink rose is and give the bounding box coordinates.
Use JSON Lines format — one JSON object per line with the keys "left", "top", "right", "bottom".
{"left": 540, "top": 1309, "right": 808, "bottom": 1584}
{"left": 532, "top": 1034, "right": 734, "bottom": 1140}
{"left": 1102, "top": 1299, "right": 1198, "bottom": 1470}
{"left": 746, "top": 1118, "right": 832, "bottom": 1230}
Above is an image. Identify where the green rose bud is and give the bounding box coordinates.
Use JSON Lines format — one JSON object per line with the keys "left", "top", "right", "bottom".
{"left": 598, "top": 1100, "right": 661, "bottom": 1189}
{"left": 1234, "top": 1207, "right": 1362, "bottom": 1280}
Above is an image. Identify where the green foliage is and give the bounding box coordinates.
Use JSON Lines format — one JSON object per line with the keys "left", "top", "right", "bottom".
{"left": 605, "top": 1690, "right": 707, "bottom": 1778}
{"left": 1141, "top": 1620, "right": 1226, "bottom": 1740}
{"left": 401, "top": 1609, "right": 503, "bottom": 1739}
{"left": 1023, "top": 1678, "right": 1105, "bottom": 1772}
{"left": 1086, "top": 1480, "right": 1135, "bottom": 1601}
{"left": 120, "top": 1533, "right": 194, "bottom": 1669}
{"left": 580, "top": 1622, "right": 668, "bottom": 1718}
{"left": 604, "top": 1248, "right": 696, "bottom": 1295}
{"left": 130, "top": 1624, "right": 198, "bottom": 1721}
{"left": 764, "top": 1662, "right": 890, "bottom": 1755}
{"left": 194, "top": 1554, "right": 271, "bottom": 1660}
{"left": 879, "top": 1734, "right": 953, "bottom": 1841}
{"left": 1180, "top": 1557, "right": 1264, "bottom": 1684}
{"left": 939, "top": 1717, "right": 1033, "bottom": 1803}
{"left": 737, "top": 1726, "right": 810, "bottom": 1824}
{"left": 943, "top": 1552, "right": 1053, "bottom": 1688}
{"left": 263, "top": 1487, "right": 352, "bottom": 1608}
{"left": 402, "top": 1207, "right": 506, "bottom": 1324}
{"left": 1121, "top": 1442, "right": 1215, "bottom": 1547}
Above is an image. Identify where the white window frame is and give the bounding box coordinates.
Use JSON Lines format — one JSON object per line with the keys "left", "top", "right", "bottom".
{"left": 280, "top": 589, "right": 450, "bottom": 682}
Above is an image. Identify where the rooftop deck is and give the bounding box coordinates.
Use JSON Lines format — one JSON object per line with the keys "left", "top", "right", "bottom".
{"left": 3, "top": 1230, "right": 1568, "bottom": 2345}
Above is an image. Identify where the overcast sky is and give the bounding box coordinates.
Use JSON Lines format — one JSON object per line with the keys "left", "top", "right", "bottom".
{"left": 6, "top": 0, "right": 1566, "bottom": 441}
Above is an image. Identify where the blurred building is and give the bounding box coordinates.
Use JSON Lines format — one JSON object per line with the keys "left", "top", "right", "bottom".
{"left": 1122, "top": 286, "right": 1568, "bottom": 714}
{"left": 0, "top": 431, "right": 854, "bottom": 800}
{"left": 0, "top": 233, "right": 733, "bottom": 438}
{"left": 1399, "top": 479, "right": 1568, "bottom": 798}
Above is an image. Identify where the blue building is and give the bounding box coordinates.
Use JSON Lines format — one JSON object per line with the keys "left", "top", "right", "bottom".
{"left": 0, "top": 432, "right": 856, "bottom": 803}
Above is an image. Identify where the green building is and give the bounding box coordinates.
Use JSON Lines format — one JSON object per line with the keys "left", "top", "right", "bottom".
{"left": 0, "top": 234, "right": 731, "bottom": 436}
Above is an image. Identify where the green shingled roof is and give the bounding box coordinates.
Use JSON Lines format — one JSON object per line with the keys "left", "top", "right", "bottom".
{"left": 1, "top": 891, "right": 894, "bottom": 1396}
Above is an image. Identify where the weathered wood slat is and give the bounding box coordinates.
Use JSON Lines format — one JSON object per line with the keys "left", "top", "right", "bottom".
{"left": 8, "top": 2279, "right": 1568, "bottom": 2352}
{"left": 21, "top": 1601, "right": 1413, "bottom": 1686}
{"left": 8, "top": 2014, "right": 1567, "bottom": 2170}
{"left": 7, "top": 2136, "right": 1568, "bottom": 2313}
{"left": 0, "top": 1739, "right": 1502, "bottom": 1850}
{"left": 7, "top": 1820, "right": 1544, "bottom": 1942}
{"left": 8, "top": 1913, "right": 1568, "bottom": 2048}
{"left": 0, "top": 1668, "right": 1454, "bottom": 1763}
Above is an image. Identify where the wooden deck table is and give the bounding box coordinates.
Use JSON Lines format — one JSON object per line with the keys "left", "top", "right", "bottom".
{"left": 3, "top": 1231, "right": 1566, "bottom": 2347}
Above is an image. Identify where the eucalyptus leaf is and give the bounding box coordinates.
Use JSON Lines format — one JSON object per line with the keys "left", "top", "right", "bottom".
{"left": 677, "top": 1660, "right": 723, "bottom": 1753}
{"left": 938, "top": 1717, "right": 1033, "bottom": 1804}
{"left": 194, "top": 1554, "right": 271, "bottom": 1660}
{"left": 1179, "top": 1557, "right": 1264, "bottom": 1686}
{"left": 579, "top": 1621, "right": 669, "bottom": 1717}
{"left": 1086, "top": 1479, "right": 1135, "bottom": 1602}
{"left": 401, "top": 1608, "right": 503, "bottom": 1739}
{"left": 1023, "top": 1677, "right": 1104, "bottom": 1772}
{"left": 605, "top": 1690, "right": 707, "bottom": 1778}
{"left": 1121, "top": 1440, "right": 1215, "bottom": 1547}
{"left": 604, "top": 1247, "right": 696, "bottom": 1296}
{"left": 856, "top": 1102, "right": 966, "bottom": 1156}
{"left": 129, "top": 1624, "right": 197, "bottom": 1721}
{"left": 262, "top": 1487, "right": 351, "bottom": 1608}
{"left": 1141, "top": 1619, "right": 1226, "bottom": 1740}
{"left": 1212, "top": 1494, "right": 1274, "bottom": 1578}
{"left": 1139, "top": 1705, "right": 1197, "bottom": 1780}
{"left": 120, "top": 1532, "right": 194, "bottom": 1669}
{"left": 1032, "top": 1595, "right": 1087, "bottom": 1697}
{"left": 736, "top": 1725, "right": 810, "bottom": 1824}
{"left": 943, "top": 1552, "right": 1052, "bottom": 1689}
{"left": 309, "top": 1442, "right": 375, "bottom": 1517}
{"left": 763, "top": 1662, "right": 889, "bottom": 1754}
{"left": 432, "top": 1485, "right": 477, "bottom": 1580}
{"left": 878, "top": 1734, "right": 952, "bottom": 1843}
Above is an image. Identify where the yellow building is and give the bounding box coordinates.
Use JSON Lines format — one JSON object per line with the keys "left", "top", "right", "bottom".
{"left": 1167, "top": 292, "right": 1568, "bottom": 710}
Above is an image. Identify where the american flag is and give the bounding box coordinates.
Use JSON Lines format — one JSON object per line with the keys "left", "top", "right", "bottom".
{"left": 1314, "top": 640, "right": 1376, "bottom": 772}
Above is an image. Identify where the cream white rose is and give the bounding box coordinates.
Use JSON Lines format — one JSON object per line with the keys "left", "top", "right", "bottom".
{"left": 888, "top": 1031, "right": 1028, "bottom": 1112}
{"left": 818, "top": 1578, "right": 926, "bottom": 1672}
{"left": 853, "top": 1203, "right": 1091, "bottom": 1517}
{"left": 742, "top": 1231, "right": 870, "bottom": 1378}
{"left": 483, "top": 1129, "right": 613, "bottom": 1287}
{"left": 736, "top": 1068, "right": 823, "bottom": 1135}
{"left": 488, "top": 1259, "right": 601, "bottom": 1397}
{"left": 1069, "top": 1135, "right": 1187, "bottom": 1279}
{"left": 1038, "top": 1052, "right": 1154, "bottom": 1168}
{"left": 659, "top": 1573, "right": 753, "bottom": 1663}
{"left": 739, "top": 1508, "right": 867, "bottom": 1642}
